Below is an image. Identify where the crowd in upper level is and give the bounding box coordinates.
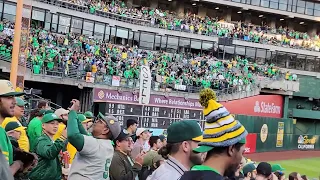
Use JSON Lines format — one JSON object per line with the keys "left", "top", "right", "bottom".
{"left": 0, "top": 18, "right": 297, "bottom": 93}
{"left": 56, "top": 0, "right": 320, "bottom": 52}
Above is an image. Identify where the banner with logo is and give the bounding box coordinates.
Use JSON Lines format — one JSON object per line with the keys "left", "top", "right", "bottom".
{"left": 244, "top": 133, "right": 257, "bottom": 154}
{"left": 111, "top": 76, "right": 120, "bottom": 86}
{"left": 276, "top": 122, "right": 284, "bottom": 148}
{"left": 297, "top": 135, "right": 317, "bottom": 150}
{"left": 139, "top": 65, "right": 152, "bottom": 105}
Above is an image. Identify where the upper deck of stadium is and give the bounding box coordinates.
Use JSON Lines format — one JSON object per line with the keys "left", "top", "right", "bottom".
{"left": 2, "top": 0, "right": 320, "bottom": 73}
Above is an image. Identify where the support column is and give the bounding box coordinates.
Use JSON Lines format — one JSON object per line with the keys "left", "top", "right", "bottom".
{"left": 269, "top": 17, "right": 276, "bottom": 28}
{"left": 244, "top": 13, "right": 251, "bottom": 24}
{"left": 308, "top": 24, "right": 317, "bottom": 36}
{"left": 224, "top": 8, "right": 232, "bottom": 22}
{"left": 150, "top": 0, "right": 158, "bottom": 9}
{"left": 126, "top": 0, "right": 133, "bottom": 8}
{"left": 283, "top": 96, "right": 289, "bottom": 118}
{"left": 198, "top": 6, "right": 207, "bottom": 17}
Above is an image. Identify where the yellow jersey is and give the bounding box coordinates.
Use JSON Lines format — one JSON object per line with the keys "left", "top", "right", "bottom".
{"left": 2, "top": 117, "right": 30, "bottom": 152}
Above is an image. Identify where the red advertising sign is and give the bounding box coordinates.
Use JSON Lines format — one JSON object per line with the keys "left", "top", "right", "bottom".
{"left": 222, "top": 95, "right": 283, "bottom": 118}
{"left": 244, "top": 133, "right": 257, "bottom": 154}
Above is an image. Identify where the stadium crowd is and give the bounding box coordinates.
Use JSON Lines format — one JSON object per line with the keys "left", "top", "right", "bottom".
{"left": 0, "top": 19, "right": 297, "bottom": 93}
{"left": 0, "top": 83, "right": 312, "bottom": 180}
{"left": 58, "top": 0, "right": 320, "bottom": 51}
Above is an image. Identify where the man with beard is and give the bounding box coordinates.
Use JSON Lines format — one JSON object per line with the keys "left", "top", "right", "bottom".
{"left": 0, "top": 80, "right": 27, "bottom": 178}
{"left": 67, "top": 99, "right": 121, "bottom": 180}
{"left": 147, "top": 120, "right": 203, "bottom": 180}
{"left": 180, "top": 88, "right": 247, "bottom": 180}
{"left": 2, "top": 97, "right": 30, "bottom": 152}
{"left": 243, "top": 163, "right": 257, "bottom": 180}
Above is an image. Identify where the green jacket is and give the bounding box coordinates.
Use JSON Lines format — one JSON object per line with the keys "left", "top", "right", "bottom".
{"left": 27, "top": 117, "right": 43, "bottom": 152}
{"left": 28, "top": 133, "right": 67, "bottom": 180}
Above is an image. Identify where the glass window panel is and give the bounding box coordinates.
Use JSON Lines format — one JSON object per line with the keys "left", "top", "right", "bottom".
{"left": 167, "top": 36, "right": 179, "bottom": 53}
{"left": 245, "top": 47, "right": 256, "bottom": 63}
{"left": 0, "top": 2, "right": 3, "bottom": 13}
{"left": 139, "top": 32, "right": 155, "bottom": 50}
{"left": 223, "top": 45, "right": 235, "bottom": 60}
{"left": 105, "top": 25, "right": 111, "bottom": 42}
{"left": 190, "top": 40, "right": 201, "bottom": 50}
{"left": 45, "top": 11, "right": 51, "bottom": 22}
{"left": 179, "top": 38, "right": 190, "bottom": 53}
{"left": 59, "top": 15, "right": 70, "bottom": 26}
{"left": 52, "top": 14, "right": 58, "bottom": 24}
{"left": 256, "top": 49, "right": 266, "bottom": 65}
{"left": 4, "top": 3, "right": 16, "bottom": 15}
{"left": 83, "top": 20, "right": 93, "bottom": 31}
{"left": 232, "top": 0, "right": 241, "bottom": 2}
{"left": 306, "top": 2, "right": 314, "bottom": 9}
{"left": 94, "top": 23, "right": 105, "bottom": 40}
{"left": 305, "top": 56, "right": 315, "bottom": 71}
{"left": 202, "top": 41, "right": 213, "bottom": 54}
{"left": 235, "top": 46, "right": 245, "bottom": 56}
{"left": 71, "top": 18, "right": 83, "bottom": 29}
{"left": 83, "top": 30, "right": 92, "bottom": 36}
{"left": 251, "top": 0, "right": 260, "bottom": 5}
{"left": 279, "top": 3, "right": 288, "bottom": 10}
{"left": 261, "top": 0, "right": 270, "bottom": 7}
{"left": 154, "top": 35, "right": 161, "bottom": 50}
{"left": 116, "top": 27, "right": 128, "bottom": 39}
{"left": 44, "top": 22, "right": 50, "bottom": 30}
{"left": 315, "top": 10, "right": 320, "bottom": 17}
{"left": 297, "top": 0, "right": 305, "bottom": 7}
{"left": 296, "top": 7, "right": 305, "bottom": 14}
{"left": 270, "top": 2, "right": 278, "bottom": 9}
{"left": 161, "top": 36, "right": 167, "bottom": 51}
{"left": 128, "top": 30, "right": 134, "bottom": 47}
{"left": 305, "top": 8, "right": 313, "bottom": 16}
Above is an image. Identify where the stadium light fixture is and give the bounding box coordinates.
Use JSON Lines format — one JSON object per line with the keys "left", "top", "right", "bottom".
{"left": 237, "top": 11, "right": 242, "bottom": 13}
{"left": 300, "top": 21, "right": 304, "bottom": 24}
{"left": 168, "top": 0, "right": 172, "bottom": 1}
{"left": 259, "top": 15, "right": 263, "bottom": 17}
{"left": 192, "top": 2, "right": 196, "bottom": 5}
{"left": 280, "top": 18, "right": 284, "bottom": 21}
{"left": 215, "top": 7, "right": 219, "bottom": 9}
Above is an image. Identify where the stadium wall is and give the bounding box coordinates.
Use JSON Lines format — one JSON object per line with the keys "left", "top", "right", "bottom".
{"left": 236, "top": 115, "right": 320, "bottom": 153}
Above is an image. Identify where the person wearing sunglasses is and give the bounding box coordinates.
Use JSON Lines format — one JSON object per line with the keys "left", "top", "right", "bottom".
{"left": 67, "top": 99, "right": 121, "bottom": 180}
{"left": 272, "top": 164, "right": 285, "bottom": 180}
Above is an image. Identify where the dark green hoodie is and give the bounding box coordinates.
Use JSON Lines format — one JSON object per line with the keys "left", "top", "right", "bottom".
{"left": 28, "top": 133, "right": 67, "bottom": 180}
{"left": 179, "top": 165, "right": 224, "bottom": 180}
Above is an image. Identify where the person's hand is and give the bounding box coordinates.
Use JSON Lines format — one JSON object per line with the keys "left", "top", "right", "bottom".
{"left": 69, "top": 99, "right": 80, "bottom": 112}
{"left": 135, "top": 152, "right": 145, "bottom": 165}
{"left": 13, "top": 160, "right": 24, "bottom": 171}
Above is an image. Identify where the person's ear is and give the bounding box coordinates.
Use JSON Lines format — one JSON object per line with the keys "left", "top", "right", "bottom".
{"left": 248, "top": 172, "right": 251, "bottom": 178}
{"left": 227, "top": 145, "right": 235, "bottom": 157}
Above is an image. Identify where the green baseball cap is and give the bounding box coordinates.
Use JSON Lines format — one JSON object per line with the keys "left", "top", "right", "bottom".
{"left": 272, "top": 164, "right": 285, "bottom": 172}
{"left": 193, "top": 137, "right": 246, "bottom": 153}
{"left": 143, "top": 151, "right": 164, "bottom": 167}
{"left": 78, "top": 114, "right": 91, "bottom": 123}
{"left": 167, "top": 120, "right": 203, "bottom": 143}
{"left": 15, "top": 97, "right": 27, "bottom": 107}
{"left": 42, "top": 113, "right": 62, "bottom": 123}
{"left": 243, "top": 163, "right": 257, "bottom": 175}
{"left": 5, "top": 121, "right": 26, "bottom": 132}
{"left": 84, "top": 111, "right": 94, "bottom": 118}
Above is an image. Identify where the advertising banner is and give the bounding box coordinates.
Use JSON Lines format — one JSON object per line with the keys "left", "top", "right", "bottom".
{"left": 297, "top": 135, "right": 317, "bottom": 150}
{"left": 276, "top": 122, "right": 284, "bottom": 148}
{"left": 244, "top": 133, "right": 257, "bottom": 154}
{"left": 139, "top": 65, "right": 152, "bottom": 105}
{"left": 93, "top": 88, "right": 283, "bottom": 118}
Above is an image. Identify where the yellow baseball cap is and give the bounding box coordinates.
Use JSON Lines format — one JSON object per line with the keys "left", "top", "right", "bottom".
{"left": 0, "top": 80, "right": 25, "bottom": 97}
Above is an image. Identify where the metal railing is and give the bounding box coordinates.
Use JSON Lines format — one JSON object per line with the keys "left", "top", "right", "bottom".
{"left": 33, "top": 0, "right": 320, "bottom": 52}
{"left": 0, "top": 55, "right": 260, "bottom": 98}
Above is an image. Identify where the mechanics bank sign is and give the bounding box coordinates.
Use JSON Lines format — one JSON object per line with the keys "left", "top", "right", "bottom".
{"left": 93, "top": 88, "right": 284, "bottom": 117}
